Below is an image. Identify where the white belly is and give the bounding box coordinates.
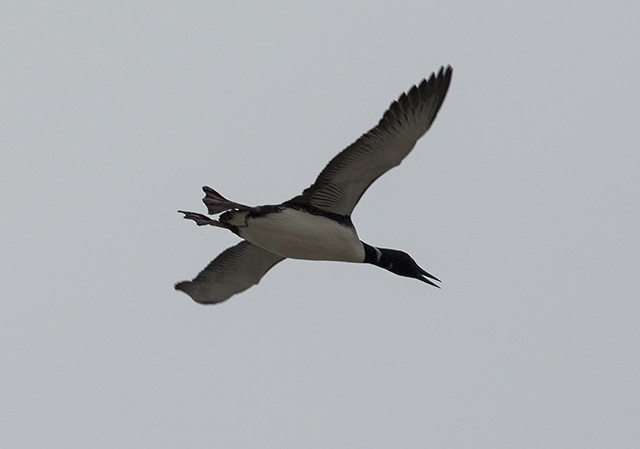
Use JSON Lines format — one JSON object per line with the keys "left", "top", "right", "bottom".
{"left": 230, "top": 208, "right": 365, "bottom": 262}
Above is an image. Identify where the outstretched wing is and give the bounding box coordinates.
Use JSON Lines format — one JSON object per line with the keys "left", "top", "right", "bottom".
{"left": 175, "top": 241, "right": 285, "bottom": 304}
{"left": 287, "top": 65, "right": 452, "bottom": 216}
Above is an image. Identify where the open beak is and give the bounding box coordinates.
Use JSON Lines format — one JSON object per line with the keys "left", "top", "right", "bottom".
{"left": 417, "top": 267, "right": 441, "bottom": 288}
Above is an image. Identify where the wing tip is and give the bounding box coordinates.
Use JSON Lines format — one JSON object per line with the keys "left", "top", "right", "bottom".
{"left": 174, "top": 280, "right": 226, "bottom": 305}
{"left": 380, "top": 64, "right": 453, "bottom": 127}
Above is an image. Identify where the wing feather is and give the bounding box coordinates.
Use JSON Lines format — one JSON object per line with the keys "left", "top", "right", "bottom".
{"left": 287, "top": 65, "right": 452, "bottom": 215}
{"left": 175, "top": 241, "right": 285, "bottom": 304}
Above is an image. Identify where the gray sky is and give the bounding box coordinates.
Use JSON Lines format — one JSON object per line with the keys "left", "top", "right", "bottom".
{"left": 2, "top": 0, "right": 639, "bottom": 447}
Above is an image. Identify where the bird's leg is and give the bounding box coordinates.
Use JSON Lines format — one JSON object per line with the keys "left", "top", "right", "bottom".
{"left": 178, "top": 210, "right": 224, "bottom": 227}
{"left": 202, "top": 186, "right": 251, "bottom": 214}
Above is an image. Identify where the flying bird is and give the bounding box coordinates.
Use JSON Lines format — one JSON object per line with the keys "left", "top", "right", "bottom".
{"left": 176, "top": 65, "right": 453, "bottom": 304}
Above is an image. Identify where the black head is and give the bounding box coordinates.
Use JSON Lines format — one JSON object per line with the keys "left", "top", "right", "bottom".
{"left": 363, "top": 244, "right": 441, "bottom": 288}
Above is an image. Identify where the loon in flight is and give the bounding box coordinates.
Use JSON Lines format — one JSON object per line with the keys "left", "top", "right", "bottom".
{"left": 176, "top": 65, "right": 453, "bottom": 304}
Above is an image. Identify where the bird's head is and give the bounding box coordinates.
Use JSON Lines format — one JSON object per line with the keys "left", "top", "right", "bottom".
{"left": 376, "top": 248, "right": 441, "bottom": 288}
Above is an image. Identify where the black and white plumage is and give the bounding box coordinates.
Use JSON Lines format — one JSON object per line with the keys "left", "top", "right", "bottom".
{"left": 176, "top": 65, "right": 453, "bottom": 304}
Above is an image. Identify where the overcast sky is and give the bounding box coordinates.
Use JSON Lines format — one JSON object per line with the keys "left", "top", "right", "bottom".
{"left": 2, "top": 1, "right": 639, "bottom": 448}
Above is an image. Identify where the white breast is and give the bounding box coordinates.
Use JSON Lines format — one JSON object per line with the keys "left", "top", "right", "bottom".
{"left": 229, "top": 208, "right": 365, "bottom": 262}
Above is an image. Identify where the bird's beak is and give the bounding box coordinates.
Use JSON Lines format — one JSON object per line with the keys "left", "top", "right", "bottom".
{"left": 418, "top": 267, "right": 441, "bottom": 288}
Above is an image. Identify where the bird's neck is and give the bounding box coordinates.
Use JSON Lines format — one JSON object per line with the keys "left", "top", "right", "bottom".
{"left": 362, "top": 242, "right": 385, "bottom": 267}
